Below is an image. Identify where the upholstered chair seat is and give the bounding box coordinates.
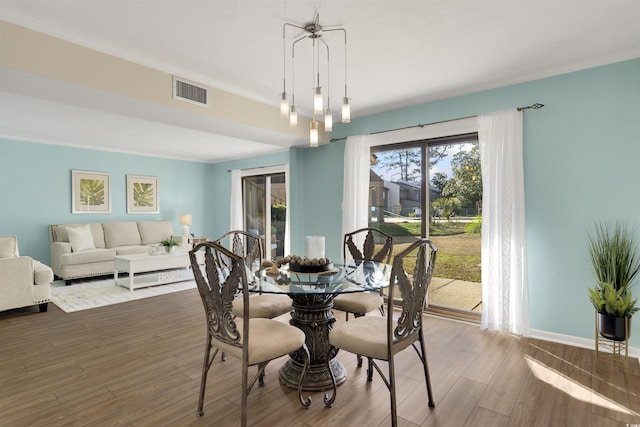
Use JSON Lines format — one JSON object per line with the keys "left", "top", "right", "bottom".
{"left": 232, "top": 293, "right": 292, "bottom": 319}
{"left": 211, "top": 318, "right": 305, "bottom": 364}
{"left": 331, "top": 292, "right": 383, "bottom": 316}
{"left": 329, "top": 238, "right": 438, "bottom": 427}
{"left": 215, "top": 230, "right": 292, "bottom": 320}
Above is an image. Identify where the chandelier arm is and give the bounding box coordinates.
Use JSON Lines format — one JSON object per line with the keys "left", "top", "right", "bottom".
{"left": 283, "top": 22, "right": 307, "bottom": 33}
{"left": 323, "top": 28, "right": 348, "bottom": 96}
{"left": 319, "top": 38, "right": 330, "bottom": 92}
{"left": 291, "top": 40, "right": 296, "bottom": 107}
{"left": 281, "top": 17, "right": 351, "bottom": 142}
{"left": 291, "top": 33, "right": 307, "bottom": 105}
{"left": 318, "top": 38, "right": 330, "bottom": 106}
{"left": 282, "top": 25, "right": 287, "bottom": 94}
{"left": 321, "top": 28, "right": 346, "bottom": 35}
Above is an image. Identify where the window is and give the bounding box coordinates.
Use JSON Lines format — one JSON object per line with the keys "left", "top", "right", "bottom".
{"left": 370, "top": 134, "right": 482, "bottom": 320}
{"left": 241, "top": 166, "right": 288, "bottom": 260}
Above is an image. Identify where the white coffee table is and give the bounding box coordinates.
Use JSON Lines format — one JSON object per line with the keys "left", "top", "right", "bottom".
{"left": 114, "top": 252, "right": 198, "bottom": 291}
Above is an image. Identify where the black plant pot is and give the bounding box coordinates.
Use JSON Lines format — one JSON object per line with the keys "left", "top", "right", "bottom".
{"left": 598, "top": 312, "right": 630, "bottom": 341}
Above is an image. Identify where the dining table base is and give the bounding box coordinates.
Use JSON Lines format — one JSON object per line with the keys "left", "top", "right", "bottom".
{"left": 279, "top": 358, "right": 346, "bottom": 392}
{"left": 279, "top": 293, "right": 347, "bottom": 391}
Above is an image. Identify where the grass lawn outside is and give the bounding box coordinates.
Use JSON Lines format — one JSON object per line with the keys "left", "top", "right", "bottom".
{"left": 372, "top": 220, "right": 481, "bottom": 283}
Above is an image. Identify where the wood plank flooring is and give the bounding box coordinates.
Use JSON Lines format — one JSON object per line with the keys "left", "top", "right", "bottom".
{"left": 1, "top": 289, "right": 638, "bottom": 426}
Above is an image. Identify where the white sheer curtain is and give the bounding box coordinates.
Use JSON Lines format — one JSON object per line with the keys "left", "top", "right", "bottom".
{"left": 229, "top": 169, "right": 243, "bottom": 230}
{"left": 342, "top": 135, "right": 371, "bottom": 238}
{"left": 478, "top": 109, "right": 530, "bottom": 336}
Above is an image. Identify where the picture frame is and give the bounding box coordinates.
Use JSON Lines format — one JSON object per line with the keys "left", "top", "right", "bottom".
{"left": 72, "top": 170, "right": 112, "bottom": 213}
{"left": 127, "top": 175, "right": 159, "bottom": 214}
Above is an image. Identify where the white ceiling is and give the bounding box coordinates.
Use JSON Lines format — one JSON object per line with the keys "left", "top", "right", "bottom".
{"left": 1, "top": 0, "right": 639, "bottom": 163}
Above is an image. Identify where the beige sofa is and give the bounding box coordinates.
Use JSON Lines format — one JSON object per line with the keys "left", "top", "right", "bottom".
{"left": 49, "top": 221, "right": 188, "bottom": 283}
{"left": 0, "top": 235, "right": 54, "bottom": 312}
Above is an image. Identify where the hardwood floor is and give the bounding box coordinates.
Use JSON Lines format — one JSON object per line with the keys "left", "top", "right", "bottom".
{"left": 1, "top": 289, "right": 638, "bottom": 426}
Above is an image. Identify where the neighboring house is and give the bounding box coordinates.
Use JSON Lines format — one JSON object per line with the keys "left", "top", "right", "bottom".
{"left": 369, "top": 172, "right": 442, "bottom": 219}
{"left": 369, "top": 170, "right": 386, "bottom": 222}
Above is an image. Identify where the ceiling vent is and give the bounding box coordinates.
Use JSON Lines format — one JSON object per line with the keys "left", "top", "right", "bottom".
{"left": 173, "top": 76, "right": 208, "bottom": 107}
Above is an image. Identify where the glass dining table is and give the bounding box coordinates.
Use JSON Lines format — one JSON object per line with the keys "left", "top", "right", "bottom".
{"left": 250, "top": 261, "right": 391, "bottom": 391}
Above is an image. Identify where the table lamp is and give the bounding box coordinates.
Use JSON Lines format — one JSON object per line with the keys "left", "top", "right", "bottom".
{"left": 180, "top": 214, "right": 192, "bottom": 238}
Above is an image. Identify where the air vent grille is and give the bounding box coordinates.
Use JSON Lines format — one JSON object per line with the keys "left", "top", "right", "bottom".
{"left": 173, "top": 77, "right": 208, "bottom": 106}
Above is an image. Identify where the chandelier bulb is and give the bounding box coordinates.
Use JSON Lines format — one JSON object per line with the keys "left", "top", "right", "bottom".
{"left": 313, "top": 87, "right": 323, "bottom": 115}
{"left": 342, "top": 97, "right": 351, "bottom": 123}
{"left": 324, "top": 106, "right": 333, "bottom": 132}
{"left": 310, "top": 119, "right": 319, "bottom": 147}
{"left": 289, "top": 105, "right": 298, "bottom": 128}
{"left": 280, "top": 92, "right": 289, "bottom": 118}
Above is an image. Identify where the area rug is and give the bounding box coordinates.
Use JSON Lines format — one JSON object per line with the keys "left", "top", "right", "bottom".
{"left": 50, "top": 278, "right": 196, "bottom": 313}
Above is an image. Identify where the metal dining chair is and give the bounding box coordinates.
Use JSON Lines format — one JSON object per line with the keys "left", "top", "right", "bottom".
{"left": 189, "top": 242, "right": 311, "bottom": 427}
{"left": 213, "top": 230, "right": 292, "bottom": 320}
{"left": 328, "top": 238, "right": 437, "bottom": 427}
{"left": 332, "top": 227, "right": 393, "bottom": 369}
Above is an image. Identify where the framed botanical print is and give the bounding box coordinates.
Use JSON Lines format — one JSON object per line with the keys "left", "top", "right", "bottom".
{"left": 127, "top": 175, "right": 159, "bottom": 214}
{"left": 72, "top": 170, "right": 111, "bottom": 213}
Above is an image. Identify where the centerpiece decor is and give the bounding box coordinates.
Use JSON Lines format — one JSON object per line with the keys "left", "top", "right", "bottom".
{"left": 160, "top": 238, "right": 181, "bottom": 254}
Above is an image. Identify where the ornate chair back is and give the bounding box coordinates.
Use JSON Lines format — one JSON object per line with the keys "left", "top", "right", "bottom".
{"left": 213, "top": 230, "right": 263, "bottom": 274}
{"left": 343, "top": 227, "right": 393, "bottom": 265}
{"left": 386, "top": 238, "right": 437, "bottom": 349}
{"left": 190, "top": 241, "right": 250, "bottom": 345}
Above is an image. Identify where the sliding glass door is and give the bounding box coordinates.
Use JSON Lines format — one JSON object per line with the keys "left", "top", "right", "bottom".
{"left": 243, "top": 172, "right": 286, "bottom": 260}
{"left": 370, "top": 134, "right": 482, "bottom": 320}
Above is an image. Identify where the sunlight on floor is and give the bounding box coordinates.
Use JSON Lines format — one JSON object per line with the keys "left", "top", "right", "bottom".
{"left": 524, "top": 355, "right": 638, "bottom": 416}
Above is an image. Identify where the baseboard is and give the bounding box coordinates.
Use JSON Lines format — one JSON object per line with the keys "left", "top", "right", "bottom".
{"left": 422, "top": 311, "right": 639, "bottom": 362}
{"left": 531, "top": 328, "right": 639, "bottom": 361}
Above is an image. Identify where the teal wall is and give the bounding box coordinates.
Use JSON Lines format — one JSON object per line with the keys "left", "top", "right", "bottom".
{"left": 281, "top": 57, "right": 640, "bottom": 346}
{"left": 0, "top": 140, "right": 211, "bottom": 262}
{"left": 2, "top": 58, "right": 639, "bottom": 347}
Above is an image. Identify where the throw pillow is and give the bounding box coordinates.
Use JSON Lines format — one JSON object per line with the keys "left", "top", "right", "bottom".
{"left": 0, "top": 235, "right": 19, "bottom": 258}
{"left": 66, "top": 225, "right": 96, "bottom": 252}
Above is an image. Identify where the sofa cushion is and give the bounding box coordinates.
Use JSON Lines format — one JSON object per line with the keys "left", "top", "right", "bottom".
{"left": 33, "top": 260, "right": 54, "bottom": 286}
{"left": 103, "top": 222, "right": 141, "bottom": 248}
{"left": 51, "top": 223, "right": 105, "bottom": 249}
{"left": 137, "top": 221, "right": 174, "bottom": 245}
{"left": 115, "top": 246, "right": 150, "bottom": 256}
{"left": 61, "top": 248, "right": 116, "bottom": 266}
{"left": 66, "top": 224, "right": 96, "bottom": 252}
{"left": 0, "top": 235, "right": 19, "bottom": 258}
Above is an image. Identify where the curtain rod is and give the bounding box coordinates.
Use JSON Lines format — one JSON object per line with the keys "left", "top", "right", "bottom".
{"left": 329, "top": 102, "right": 544, "bottom": 143}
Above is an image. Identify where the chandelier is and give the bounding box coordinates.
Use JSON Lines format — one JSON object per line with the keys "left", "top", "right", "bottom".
{"left": 280, "top": 14, "right": 350, "bottom": 147}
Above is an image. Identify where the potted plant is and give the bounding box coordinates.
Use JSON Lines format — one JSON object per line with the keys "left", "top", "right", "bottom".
{"left": 587, "top": 221, "right": 640, "bottom": 341}
{"left": 160, "top": 238, "right": 180, "bottom": 254}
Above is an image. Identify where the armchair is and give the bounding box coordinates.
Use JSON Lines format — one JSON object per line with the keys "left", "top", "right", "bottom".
{"left": 0, "top": 236, "right": 54, "bottom": 312}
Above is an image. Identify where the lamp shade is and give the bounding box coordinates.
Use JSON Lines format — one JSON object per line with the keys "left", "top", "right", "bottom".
{"left": 180, "top": 214, "right": 192, "bottom": 225}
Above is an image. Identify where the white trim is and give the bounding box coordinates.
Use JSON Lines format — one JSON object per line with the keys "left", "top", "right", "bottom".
{"left": 426, "top": 314, "right": 639, "bottom": 361}
{"left": 530, "top": 328, "right": 639, "bottom": 360}
{"left": 229, "top": 169, "right": 243, "bottom": 231}
{"left": 241, "top": 164, "right": 286, "bottom": 177}
{"left": 368, "top": 116, "right": 479, "bottom": 147}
